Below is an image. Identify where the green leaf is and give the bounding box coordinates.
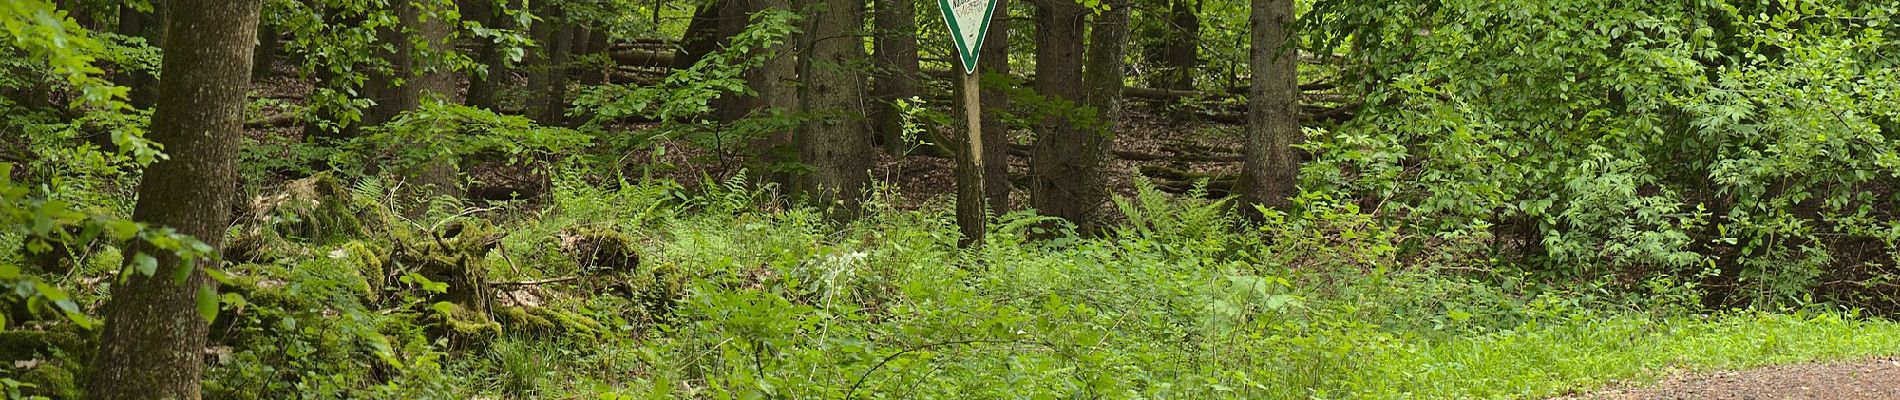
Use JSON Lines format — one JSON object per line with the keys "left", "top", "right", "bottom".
{"left": 196, "top": 284, "right": 219, "bottom": 323}
{"left": 133, "top": 253, "right": 158, "bottom": 276}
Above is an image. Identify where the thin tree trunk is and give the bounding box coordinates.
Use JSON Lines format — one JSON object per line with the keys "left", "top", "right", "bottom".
{"left": 464, "top": 0, "right": 514, "bottom": 110}
{"left": 114, "top": 0, "right": 164, "bottom": 109}
{"left": 252, "top": 20, "right": 278, "bottom": 80}
{"left": 1241, "top": 0, "right": 1299, "bottom": 211}
{"left": 746, "top": 0, "right": 801, "bottom": 189}
{"left": 534, "top": 11, "right": 574, "bottom": 125}
{"left": 977, "top": 1, "right": 1011, "bottom": 214}
{"left": 871, "top": 0, "right": 920, "bottom": 152}
{"left": 797, "top": 0, "right": 872, "bottom": 212}
{"left": 86, "top": 1, "right": 260, "bottom": 399}
{"left": 578, "top": 28, "right": 611, "bottom": 86}
{"left": 1162, "top": 0, "right": 1199, "bottom": 91}
{"left": 1028, "top": 0, "right": 1098, "bottom": 232}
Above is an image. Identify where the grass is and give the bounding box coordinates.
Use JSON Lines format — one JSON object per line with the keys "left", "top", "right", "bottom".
{"left": 118, "top": 175, "right": 1900, "bottom": 399}
{"left": 425, "top": 178, "right": 1900, "bottom": 399}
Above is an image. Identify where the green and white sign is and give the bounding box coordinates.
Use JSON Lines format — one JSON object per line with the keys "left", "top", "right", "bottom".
{"left": 937, "top": 0, "right": 1000, "bottom": 74}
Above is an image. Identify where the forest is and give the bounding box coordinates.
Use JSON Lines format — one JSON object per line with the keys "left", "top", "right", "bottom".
{"left": 3, "top": 0, "right": 1900, "bottom": 398}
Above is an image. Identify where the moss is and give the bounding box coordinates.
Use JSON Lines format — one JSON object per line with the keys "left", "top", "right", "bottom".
{"left": 19, "top": 362, "right": 80, "bottom": 399}
{"left": 561, "top": 227, "right": 640, "bottom": 274}
{"left": 337, "top": 241, "right": 389, "bottom": 300}
{"left": 495, "top": 306, "right": 604, "bottom": 338}
{"left": 495, "top": 306, "right": 557, "bottom": 336}
{"left": 0, "top": 331, "right": 83, "bottom": 363}
{"left": 432, "top": 303, "right": 500, "bottom": 347}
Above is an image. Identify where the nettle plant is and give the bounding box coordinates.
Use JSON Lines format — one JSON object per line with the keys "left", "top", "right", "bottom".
{"left": 1307, "top": 0, "right": 1900, "bottom": 307}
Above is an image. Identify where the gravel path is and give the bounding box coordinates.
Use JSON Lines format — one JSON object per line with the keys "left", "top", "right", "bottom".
{"left": 1561, "top": 358, "right": 1900, "bottom": 400}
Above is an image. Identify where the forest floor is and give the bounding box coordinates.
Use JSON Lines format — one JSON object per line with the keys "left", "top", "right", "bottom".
{"left": 1560, "top": 357, "right": 1900, "bottom": 399}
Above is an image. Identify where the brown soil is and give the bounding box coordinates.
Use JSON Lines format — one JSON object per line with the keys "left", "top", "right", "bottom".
{"left": 1559, "top": 357, "right": 1900, "bottom": 400}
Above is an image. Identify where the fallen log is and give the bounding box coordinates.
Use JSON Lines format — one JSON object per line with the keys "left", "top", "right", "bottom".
{"left": 610, "top": 49, "right": 676, "bottom": 68}
{"left": 245, "top": 113, "right": 298, "bottom": 129}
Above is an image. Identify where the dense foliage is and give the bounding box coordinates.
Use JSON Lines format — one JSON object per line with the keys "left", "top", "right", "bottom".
{"left": 2, "top": 0, "right": 1900, "bottom": 398}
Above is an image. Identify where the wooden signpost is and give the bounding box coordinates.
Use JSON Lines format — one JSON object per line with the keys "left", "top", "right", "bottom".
{"left": 938, "top": 0, "right": 1000, "bottom": 248}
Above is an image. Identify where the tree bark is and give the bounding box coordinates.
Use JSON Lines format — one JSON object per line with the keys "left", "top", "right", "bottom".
{"left": 1028, "top": 0, "right": 1104, "bottom": 233}
{"left": 870, "top": 0, "right": 921, "bottom": 152}
{"left": 113, "top": 0, "right": 165, "bottom": 109}
{"left": 977, "top": 0, "right": 1011, "bottom": 214}
{"left": 86, "top": 1, "right": 260, "bottom": 399}
{"left": 533, "top": 10, "right": 574, "bottom": 125}
{"left": 744, "top": 0, "right": 802, "bottom": 189}
{"left": 1241, "top": 0, "right": 1300, "bottom": 211}
{"left": 577, "top": 28, "right": 612, "bottom": 86}
{"left": 464, "top": 0, "right": 515, "bottom": 111}
{"left": 797, "top": 0, "right": 872, "bottom": 211}
{"left": 251, "top": 19, "right": 278, "bottom": 80}
{"left": 1159, "top": 0, "right": 1199, "bottom": 92}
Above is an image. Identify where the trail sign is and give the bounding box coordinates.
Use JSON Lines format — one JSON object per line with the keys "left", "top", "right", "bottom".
{"left": 937, "top": 0, "right": 999, "bottom": 74}
{"left": 937, "top": 0, "right": 1000, "bottom": 248}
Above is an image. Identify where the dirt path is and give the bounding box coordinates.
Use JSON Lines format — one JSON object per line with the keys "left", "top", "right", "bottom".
{"left": 1560, "top": 357, "right": 1900, "bottom": 399}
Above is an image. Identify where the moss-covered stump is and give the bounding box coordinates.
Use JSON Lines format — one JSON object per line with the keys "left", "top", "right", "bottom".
{"left": 559, "top": 227, "right": 640, "bottom": 275}
{"left": 430, "top": 302, "right": 500, "bottom": 348}
{"left": 17, "top": 361, "right": 80, "bottom": 399}
{"left": 494, "top": 306, "right": 605, "bottom": 338}
{"left": 0, "top": 330, "right": 85, "bottom": 364}
{"left": 228, "top": 173, "right": 387, "bottom": 263}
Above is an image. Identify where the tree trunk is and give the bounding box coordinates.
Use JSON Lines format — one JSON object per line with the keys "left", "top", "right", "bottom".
{"left": 978, "top": 0, "right": 1011, "bottom": 214}
{"left": 1241, "top": 0, "right": 1300, "bottom": 211}
{"left": 365, "top": 1, "right": 460, "bottom": 216}
{"left": 1028, "top": 0, "right": 1100, "bottom": 232}
{"left": 251, "top": 20, "right": 278, "bottom": 80}
{"left": 797, "top": 0, "right": 872, "bottom": 211}
{"left": 113, "top": 0, "right": 164, "bottom": 109}
{"left": 674, "top": 0, "right": 727, "bottom": 69}
{"left": 464, "top": 0, "right": 514, "bottom": 110}
{"left": 86, "top": 1, "right": 260, "bottom": 399}
{"left": 1161, "top": 0, "right": 1199, "bottom": 91}
{"left": 745, "top": 0, "right": 801, "bottom": 189}
{"left": 870, "top": 0, "right": 920, "bottom": 153}
{"left": 532, "top": 9, "right": 574, "bottom": 126}
{"left": 577, "top": 28, "right": 612, "bottom": 86}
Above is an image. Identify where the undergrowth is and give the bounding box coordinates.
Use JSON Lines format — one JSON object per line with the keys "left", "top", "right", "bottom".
{"left": 6, "top": 173, "right": 1900, "bottom": 399}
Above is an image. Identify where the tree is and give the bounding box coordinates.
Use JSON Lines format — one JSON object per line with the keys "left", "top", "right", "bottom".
{"left": 977, "top": 0, "right": 1011, "bottom": 214}
{"left": 870, "top": 0, "right": 921, "bottom": 152}
{"left": 1029, "top": 0, "right": 1121, "bottom": 233}
{"left": 1240, "top": 0, "right": 1298, "bottom": 211}
{"left": 1155, "top": 0, "right": 1198, "bottom": 92}
{"left": 112, "top": 0, "right": 162, "bottom": 109}
{"left": 797, "top": 0, "right": 872, "bottom": 210}
{"left": 85, "top": 0, "right": 261, "bottom": 398}
{"left": 464, "top": 0, "right": 517, "bottom": 111}
{"left": 527, "top": 1, "right": 573, "bottom": 125}
{"left": 740, "top": 0, "right": 802, "bottom": 188}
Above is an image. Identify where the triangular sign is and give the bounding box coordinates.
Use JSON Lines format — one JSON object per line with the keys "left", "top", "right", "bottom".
{"left": 937, "top": 0, "right": 1000, "bottom": 74}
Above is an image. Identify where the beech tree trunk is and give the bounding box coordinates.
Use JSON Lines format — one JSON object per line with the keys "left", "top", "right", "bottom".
{"left": 978, "top": 1, "right": 1011, "bottom": 214}
{"left": 86, "top": 1, "right": 260, "bottom": 399}
{"left": 871, "top": 0, "right": 921, "bottom": 152}
{"left": 1241, "top": 0, "right": 1300, "bottom": 211}
{"left": 1028, "top": 0, "right": 1101, "bottom": 232}
{"left": 797, "top": 0, "right": 872, "bottom": 211}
